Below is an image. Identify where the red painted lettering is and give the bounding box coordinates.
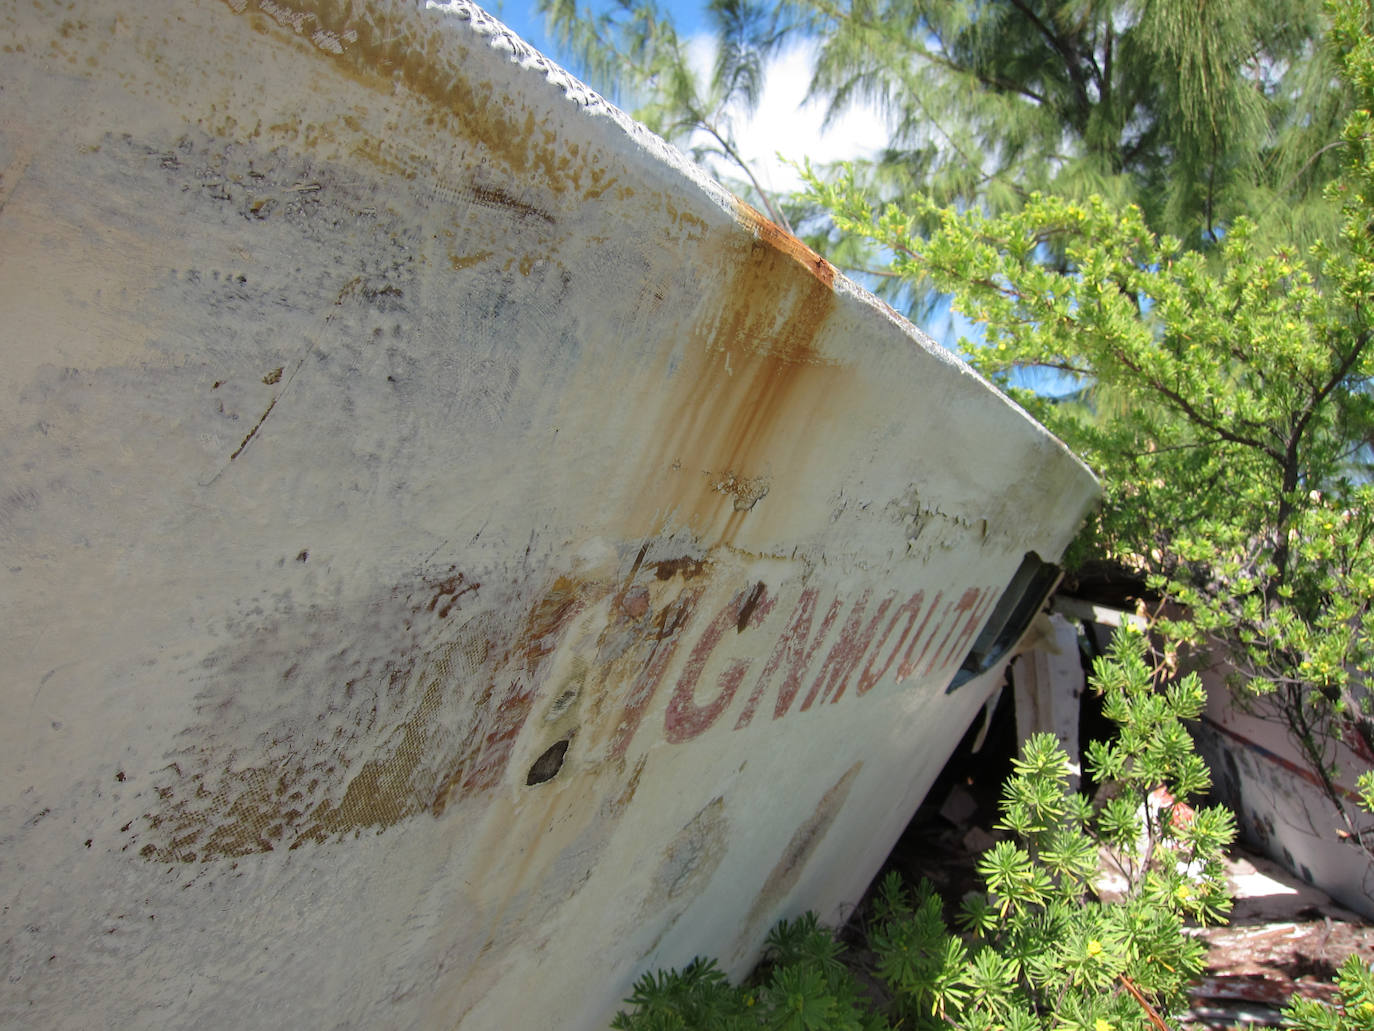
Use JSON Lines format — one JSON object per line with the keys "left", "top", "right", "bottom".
{"left": 608, "top": 587, "right": 704, "bottom": 759}
{"left": 855, "top": 591, "right": 924, "bottom": 695}
{"left": 801, "top": 591, "right": 894, "bottom": 709}
{"left": 665, "top": 584, "right": 772, "bottom": 743}
{"left": 930, "top": 586, "right": 998, "bottom": 672}
{"left": 733, "top": 588, "right": 842, "bottom": 728}
{"left": 896, "top": 589, "right": 945, "bottom": 681}
{"left": 462, "top": 675, "right": 536, "bottom": 792}
{"left": 920, "top": 588, "right": 983, "bottom": 677}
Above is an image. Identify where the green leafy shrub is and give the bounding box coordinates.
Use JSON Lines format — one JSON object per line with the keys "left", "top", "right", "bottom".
{"left": 613, "top": 628, "right": 1236, "bottom": 1030}
{"left": 1284, "top": 954, "right": 1374, "bottom": 1031}
{"left": 610, "top": 913, "right": 883, "bottom": 1031}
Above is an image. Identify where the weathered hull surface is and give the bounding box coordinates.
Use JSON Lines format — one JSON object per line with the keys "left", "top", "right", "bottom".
{"left": 0, "top": 2, "right": 1098, "bottom": 1028}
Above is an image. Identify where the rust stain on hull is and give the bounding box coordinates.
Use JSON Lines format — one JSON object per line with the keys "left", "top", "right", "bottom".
{"left": 731, "top": 198, "right": 836, "bottom": 289}
{"left": 633, "top": 203, "right": 853, "bottom": 543}
{"left": 219, "top": 0, "right": 618, "bottom": 202}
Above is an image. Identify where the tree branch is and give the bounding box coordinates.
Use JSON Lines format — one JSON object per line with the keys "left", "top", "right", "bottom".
{"left": 1119, "top": 974, "right": 1171, "bottom": 1031}
{"left": 1291, "top": 328, "right": 1372, "bottom": 451}
{"left": 928, "top": 32, "right": 1049, "bottom": 105}
{"left": 1110, "top": 349, "right": 1286, "bottom": 463}
{"left": 698, "top": 118, "right": 794, "bottom": 232}
{"left": 1005, "top": 0, "right": 1092, "bottom": 121}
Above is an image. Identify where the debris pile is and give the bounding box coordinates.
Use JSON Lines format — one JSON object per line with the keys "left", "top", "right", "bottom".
{"left": 1185, "top": 850, "right": 1374, "bottom": 1027}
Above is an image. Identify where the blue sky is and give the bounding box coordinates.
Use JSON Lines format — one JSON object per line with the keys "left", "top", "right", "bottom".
{"left": 468, "top": 0, "right": 1074, "bottom": 382}
{"left": 485, "top": 0, "right": 707, "bottom": 71}
{"left": 474, "top": 0, "right": 888, "bottom": 201}
{"left": 481, "top": 2, "right": 565, "bottom": 65}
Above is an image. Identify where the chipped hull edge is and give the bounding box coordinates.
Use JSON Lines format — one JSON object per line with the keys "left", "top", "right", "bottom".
{"left": 0, "top": 2, "right": 1099, "bottom": 1030}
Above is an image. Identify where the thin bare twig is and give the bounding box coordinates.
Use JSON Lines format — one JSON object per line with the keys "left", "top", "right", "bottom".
{"left": 1119, "top": 974, "right": 1172, "bottom": 1031}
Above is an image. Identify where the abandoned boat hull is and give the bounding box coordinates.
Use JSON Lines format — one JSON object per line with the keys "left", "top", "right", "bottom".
{"left": 0, "top": 2, "right": 1099, "bottom": 1027}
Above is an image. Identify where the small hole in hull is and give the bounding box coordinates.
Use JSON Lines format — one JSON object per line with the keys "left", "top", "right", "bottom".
{"left": 526, "top": 738, "right": 571, "bottom": 786}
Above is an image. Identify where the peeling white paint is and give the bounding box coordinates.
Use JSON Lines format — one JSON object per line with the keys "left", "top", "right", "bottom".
{"left": 0, "top": 2, "right": 1098, "bottom": 1028}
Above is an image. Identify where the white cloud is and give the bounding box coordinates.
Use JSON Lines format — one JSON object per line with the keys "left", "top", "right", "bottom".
{"left": 682, "top": 38, "right": 888, "bottom": 198}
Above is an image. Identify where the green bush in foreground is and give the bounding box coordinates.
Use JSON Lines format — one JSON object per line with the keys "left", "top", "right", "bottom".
{"left": 1283, "top": 953, "right": 1374, "bottom": 1031}
{"left": 615, "top": 628, "right": 1251, "bottom": 1030}
{"left": 610, "top": 914, "right": 882, "bottom": 1031}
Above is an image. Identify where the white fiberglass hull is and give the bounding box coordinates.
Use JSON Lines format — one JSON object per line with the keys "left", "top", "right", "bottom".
{"left": 0, "top": 3, "right": 1098, "bottom": 1027}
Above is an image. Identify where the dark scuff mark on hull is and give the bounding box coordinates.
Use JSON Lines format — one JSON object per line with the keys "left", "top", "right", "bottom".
{"left": 739, "top": 761, "right": 862, "bottom": 939}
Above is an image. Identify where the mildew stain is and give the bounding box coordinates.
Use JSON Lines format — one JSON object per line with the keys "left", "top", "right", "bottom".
{"left": 642, "top": 796, "right": 730, "bottom": 914}
{"left": 130, "top": 570, "right": 598, "bottom": 862}
{"left": 740, "top": 761, "right": 862, "bottom": 935}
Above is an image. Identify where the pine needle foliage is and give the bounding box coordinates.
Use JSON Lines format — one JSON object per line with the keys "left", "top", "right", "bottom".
{"left": 610, "top": 913, "right": 882, "bottom": 1031}
{"left": 787, "top": 0, "right": 1348, "bottom": 252}
{"left": 1284, "top": 953, "right": 1374, "bottom": 1031}
{"left": 536, "top": 0, "right": 800, "bottom": 227}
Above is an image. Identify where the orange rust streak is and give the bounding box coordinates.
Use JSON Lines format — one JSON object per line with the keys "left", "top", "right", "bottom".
{"left": 731, "top": 199, "right": 836, "bottom": 288}
{"left": 634, "top": 207, "right": 852, "bottom": 543}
